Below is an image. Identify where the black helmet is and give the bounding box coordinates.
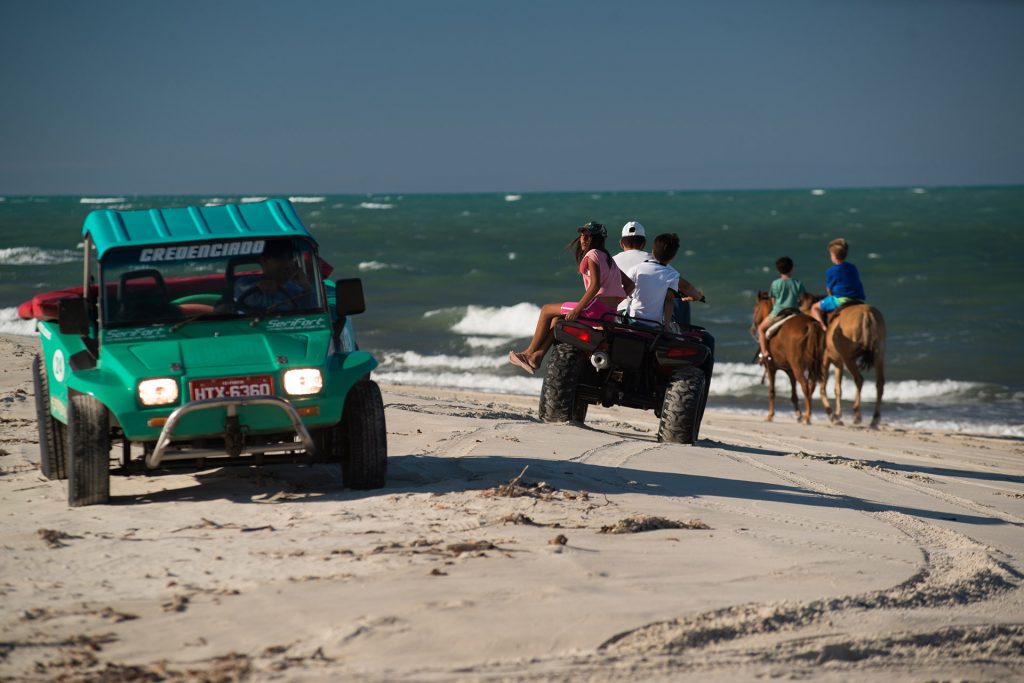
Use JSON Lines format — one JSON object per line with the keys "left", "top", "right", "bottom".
{"left": 577, "top": 221, "right": 607, "bottom": 238}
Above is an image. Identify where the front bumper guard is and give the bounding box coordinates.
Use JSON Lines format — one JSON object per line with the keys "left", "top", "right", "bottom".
{"left": 147, "top": 396, "right": 316, "bottom": 469}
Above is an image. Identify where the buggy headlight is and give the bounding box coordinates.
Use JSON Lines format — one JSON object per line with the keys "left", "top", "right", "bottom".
{"left": 138, "top": 378, "right": 179, "bottom": 406}
{"left": 283, "top": 368, "right": 323, "bottom": 395}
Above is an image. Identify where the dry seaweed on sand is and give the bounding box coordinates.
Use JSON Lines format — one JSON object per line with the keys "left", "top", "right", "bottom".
{"left": 446, "top": 540, "right": 498, "bottom": 554}
{"left": 481, "top": 465, "right": 587, "bottom": 501}
{"left": 37, "top": 528, "right": 81, "bottom": 548}
{"left": 599, "top": 515, "right": 710, "bottom": 534}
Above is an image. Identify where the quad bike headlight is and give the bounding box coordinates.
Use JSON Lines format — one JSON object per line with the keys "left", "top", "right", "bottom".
{"left": 138, "top": 378, "right": 179, "bottom": 406}
{"left": 283, "top": 368, "right": 323, "bottom": 395}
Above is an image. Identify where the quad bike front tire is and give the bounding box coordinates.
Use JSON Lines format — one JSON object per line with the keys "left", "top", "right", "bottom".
{"left": 658, "top": 366, "right": 707, "bottom": 445}
{"left": 538, "top": 343, "right": 589, "bottom": 424}
{"left": 67, "top": 394, "right": 111, "bottom": 507}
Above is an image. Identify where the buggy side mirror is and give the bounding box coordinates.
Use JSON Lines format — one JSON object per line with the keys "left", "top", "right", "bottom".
{"left": 58, "top": 297, "right": 90, "bottom": 336}
{"left": 335, "top": 278, "right": 366, "bottom": 317}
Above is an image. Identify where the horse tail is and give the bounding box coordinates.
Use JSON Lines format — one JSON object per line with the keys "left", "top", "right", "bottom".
{"left": 808, "top": 323, "right": 825, "bottom": 386}
{"left": 856, "top": 306, "right": 884, "bottom": 372}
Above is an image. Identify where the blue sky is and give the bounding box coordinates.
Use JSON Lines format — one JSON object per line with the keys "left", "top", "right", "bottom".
{"left": 2, "top": 0, "right": 1022, "bottom": 195}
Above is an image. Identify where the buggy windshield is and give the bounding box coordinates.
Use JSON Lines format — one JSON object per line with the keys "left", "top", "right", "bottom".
{"left": 100, "top": 237, "right": 325, "bottom": 327}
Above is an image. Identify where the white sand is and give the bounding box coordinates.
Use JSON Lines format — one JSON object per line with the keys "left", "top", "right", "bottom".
{"left": 1, "top": 333, "right": 1022, "bottom": 681}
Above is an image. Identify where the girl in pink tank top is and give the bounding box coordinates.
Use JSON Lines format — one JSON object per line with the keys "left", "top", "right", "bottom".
{"left": 509, "top": 222, "right": 633, "bottom": 375}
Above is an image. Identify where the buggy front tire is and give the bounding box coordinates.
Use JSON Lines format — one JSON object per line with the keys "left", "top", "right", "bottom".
{"left": 339, "top": 380, "right": 388, "bottom": 490}
{"left": 67, "top": 394, "right": 111, "bottom": 506}
{"left": 32, "top": 354, "right": 68, "bottom": 480}
{"left": 658, "top": 367, "right": 707, "bottom": 445}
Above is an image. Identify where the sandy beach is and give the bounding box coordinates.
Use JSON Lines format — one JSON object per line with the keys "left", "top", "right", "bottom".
{"left": 1, "top": 332, "right": 1022, "bottom": 681}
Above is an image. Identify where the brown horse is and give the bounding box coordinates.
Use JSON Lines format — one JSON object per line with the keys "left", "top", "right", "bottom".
{"left": 752, "top": 293, "right": 824, "bottom": 424}
{"left": 814, "top": 302, "right": 887, "bottom": 428}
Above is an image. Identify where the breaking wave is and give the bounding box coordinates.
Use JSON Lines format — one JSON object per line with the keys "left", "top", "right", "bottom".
{"left": 708, "top": 363, "right": 1015, "bottom": 404}
{"left": 79, "top": 197, "right": 126, "bottom": 204}
{"left": 0, "top": 308, "right": 37, "bottom": 336}
{"left": 0, "top": 247, "right": 80, "bottom": 266}
{"left": 373, "top": 369, "right": 542, "bottom": 395}
{"left": 449, "top": 302, "right": 539, "bottom": 338}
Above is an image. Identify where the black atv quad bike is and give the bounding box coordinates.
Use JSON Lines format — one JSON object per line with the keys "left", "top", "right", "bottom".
{"left": 539, "top": 315, "right": 714, "bottom": 444}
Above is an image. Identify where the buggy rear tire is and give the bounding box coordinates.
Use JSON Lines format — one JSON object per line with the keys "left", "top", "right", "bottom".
{"left": 67, "top": 394, "right": 111, "bottom": 506}
{"left": 658, "top": 367, "right": 707, "bottom": 445}
{"left": 339, "top": 380, "right": 388, "bottom": 490}
{"left": 539, "top": 343, "right": 589, "bottom": 424}
{"left": 32, "top": 354, "right": 68, "bottom": 480}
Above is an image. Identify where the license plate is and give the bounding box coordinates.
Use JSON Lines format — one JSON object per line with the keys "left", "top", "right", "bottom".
{"left": 189, "top": 375, "right": 274, "bottom": 401}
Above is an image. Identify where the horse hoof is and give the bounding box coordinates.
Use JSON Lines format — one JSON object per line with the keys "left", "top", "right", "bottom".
{"left": 870, "top": 418, "right": 881, "bottom": 429}
{"left": 764, "top": 416, "right": 774, "bottom": 423}
{"left": 853, "top": 416, "right": 862, "bottom": 425}
{"left": 833, "top": 418, "right": 844, "bottom": 426}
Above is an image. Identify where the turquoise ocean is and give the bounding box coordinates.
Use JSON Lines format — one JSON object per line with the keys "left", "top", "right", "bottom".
{"left": 1, "top": 187, "right": 1021, "bottom": 436}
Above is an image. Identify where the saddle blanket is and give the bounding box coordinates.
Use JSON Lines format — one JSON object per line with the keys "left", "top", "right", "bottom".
{"left": 765, "top": 314, "right": 796, "bottom": 340}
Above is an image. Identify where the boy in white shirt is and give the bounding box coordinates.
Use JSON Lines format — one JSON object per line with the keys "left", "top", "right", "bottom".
{"left": 613, "top": 221, "right": 650, "bottom": 275}
{"left": 624, "top": 233, "right": 703, "bottom": 328}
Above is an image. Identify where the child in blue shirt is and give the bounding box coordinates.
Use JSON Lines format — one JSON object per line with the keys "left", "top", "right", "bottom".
{"left": 810, "top": 238, "right": 865, "bottom": 330}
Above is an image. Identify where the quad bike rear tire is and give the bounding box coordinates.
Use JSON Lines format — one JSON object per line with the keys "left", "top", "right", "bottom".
{"left": 539, "top": 343, "right": 589, "bottom": 424}
{"left": 658, "top": 366, "right": 707, "bottom": 445}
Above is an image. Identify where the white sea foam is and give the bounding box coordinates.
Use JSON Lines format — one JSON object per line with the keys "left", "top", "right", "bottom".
{"left": 0, "top": 247, "right": 80, "bottom": 266}
{"left": 288, "top": 196, "right": 326, "bottom": 203}
{"left": 79, "top": 197, "right": 126, "bottom": 204}
{"left": 373, "top": 369, "right": 542, "bottom": 396}
{"left": 464, "top": 336, "right": 514, "bottom": 349}
{"left": 450, "top": 303, "right": 540, "bottom": 338}
{"left": 358, "top": 202, "right": 394, "bottom": 210}
{"left": 912, "top": 188, "right": 927, "bottom": 194}
{"left": 0, "top": 308, "right": 37, "bottom": 336}
{"left": 704, "top": 405, "right": 1022, "bottom": 438}
{"left": 505, "top": 194, "right": 522, "bottom": 202}
{"left": 888, "top": 418, "right": 1023, "bottom": 438}
{"left": 508, "top": 252, "right": 517, "bottom": 260}
{"left": 358, "top": 261, "right": 409, "bottom": 272}
{"left": 240, "top": 196, "right": 268, "bottom": 203}
{"left": 380, "top": 351, "right": 506, "bottom": 371}
{"left": 706, "top": 363, "right": 999, "bottom": 405}
{"left": 811, "top": 189, "right": 826, "bottom": 196}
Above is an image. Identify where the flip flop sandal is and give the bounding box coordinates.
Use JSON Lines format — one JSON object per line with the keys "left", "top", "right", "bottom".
{"left": 508, "top": 350, "right": 536, "bottom": 375}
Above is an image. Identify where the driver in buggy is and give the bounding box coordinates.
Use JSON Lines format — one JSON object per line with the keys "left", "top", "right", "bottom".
{"left": 233, "top": 239, "right": 314, "bottom": 312}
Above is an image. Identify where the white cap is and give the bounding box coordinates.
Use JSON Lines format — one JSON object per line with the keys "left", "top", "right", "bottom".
{"left": 621, "top": 221, "right": 645, "bottom": 238}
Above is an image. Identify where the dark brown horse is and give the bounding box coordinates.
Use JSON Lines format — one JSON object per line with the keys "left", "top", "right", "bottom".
{"left": 813, "top": 302, "right": 887, "bottom": 427}
{"left": 752, "top": 293, "right": 824, "bottom": 424}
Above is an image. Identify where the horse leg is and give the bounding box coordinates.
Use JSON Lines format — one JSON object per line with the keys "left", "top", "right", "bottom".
{"left": 781, "top": 369, "right": 798, "bottom": 419}
{"left": 832, "top": 365, "right": 844, "bottom": 425}
{"left": 819, "top": 358, "right": 833, "bottom": 420}
{"left": 871, "top": 356, "right": 885, "bottom": 428}
{"left": 844, "top": 359, "right": 865, "bottom": 425}
{"left": 765, "top": 367, "right": 776, "bottom": 422}
{"left": 799, "top": 368, "right": 813, "bottom": 425}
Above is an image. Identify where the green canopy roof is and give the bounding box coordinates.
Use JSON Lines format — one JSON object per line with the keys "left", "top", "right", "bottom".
{"left": 83, "top": 199, "right": 314, "bottom": 257}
